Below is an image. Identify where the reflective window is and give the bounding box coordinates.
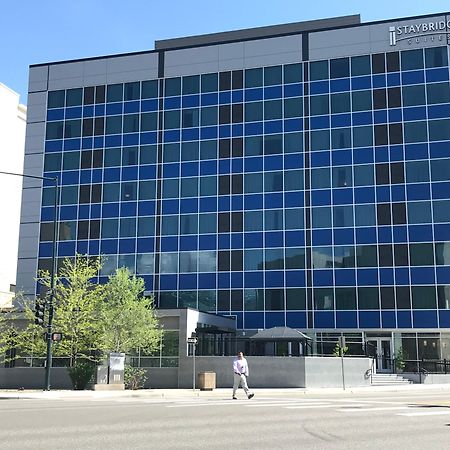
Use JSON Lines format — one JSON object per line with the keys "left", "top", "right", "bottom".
{"left": 312, "top": 247, "right": 333, "bottom": 268}
{"left": 333, "top": 206, "right": 354, "bottom": 227}
{"left": 407, "top": 201, "right": 432, "bottom": 224}
{"left": 406, "top": 160, "right": 429, "bottom": 183}
{"left": 358, "top": 288, "right": 379, "bottom": 309}
{"left": 334, "top": 246, "right": 355, "bottom": 268}
{"left": 314, "top": 288, "right": 334, "bottom": 310}
{"left": 335, "top": 288, "right": 356, "bottom": 310}
{"left": 160, "top": 253, "right": 178, "bottom": 273}
{"left": 401, "top": 49, "right": 424, "bottom": 71}
{"left": 356, "top": 245, "right": 378, "bottom": 267}
{"left": 312, "top": 207, "right": 332, "bottom": 228}
{"left": 311, "top": 168, "right": 331, "bottom": 189}
{"left": 410, "top": 243, "right": 434, "bottom": 266}
{"left": 436, "top": 243, "right": 450, "bottom": 265}
{"left": 244, "top": 249, "right": 264, "bottom": 271}
{"left": 353, "top": 164, "right": 375, "bottom": 186}
{"left": 285, "top": 247, "right": 305, "bottom": 269}
{"left": 355, "top": 204, "right": 376, "bottom": 226}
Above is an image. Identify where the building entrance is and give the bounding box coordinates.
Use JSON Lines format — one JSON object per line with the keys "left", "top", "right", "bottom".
{"left": 366, "top": 337, "right": 392, "bottom": 373}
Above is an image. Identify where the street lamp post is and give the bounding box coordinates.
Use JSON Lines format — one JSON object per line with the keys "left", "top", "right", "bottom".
{"left": 0, "top": 171, "right": 59, "bottom": 391}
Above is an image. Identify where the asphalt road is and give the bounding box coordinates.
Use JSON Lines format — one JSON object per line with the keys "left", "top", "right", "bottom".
{"left": 1, "top": 390, "right": 450, "bottom": 449}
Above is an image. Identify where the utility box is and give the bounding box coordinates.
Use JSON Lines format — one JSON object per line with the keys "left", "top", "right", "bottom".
{"left": 197, "top": 372, "right": 216, "bottom": 391}
{"left": 96, "top": 365, "right": 108, "bottom": 384}
{"left": 108, "top": 352, "right": 125, "bottom": 385}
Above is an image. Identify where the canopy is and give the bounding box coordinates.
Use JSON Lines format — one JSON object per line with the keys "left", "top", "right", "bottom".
{"left": 250, "top": 327, "right": 311, "bottom": 341}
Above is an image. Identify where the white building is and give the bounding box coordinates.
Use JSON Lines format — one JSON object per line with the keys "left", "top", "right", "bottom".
{"left": 0, "top": 83, "right": 26, "bottom": 308}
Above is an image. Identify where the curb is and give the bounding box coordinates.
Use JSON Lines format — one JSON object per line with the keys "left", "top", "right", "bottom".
{"left": 2, "top": 384, "right": 450, "bottom": 400}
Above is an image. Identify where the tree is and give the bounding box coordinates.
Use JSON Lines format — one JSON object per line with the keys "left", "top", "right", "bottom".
{"left": 0, "top": 307, "right": 21, "bottom": 365}
{"left": 99, "top": 267, "right": 162, "bottom": 355}
{"left": 37, "top": 255, "right": 104, "bottom": 364}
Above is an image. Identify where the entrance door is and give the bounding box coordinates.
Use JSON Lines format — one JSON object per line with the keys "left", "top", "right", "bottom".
{"left": 366, "top": 338, "right": 392, "bottom": 373}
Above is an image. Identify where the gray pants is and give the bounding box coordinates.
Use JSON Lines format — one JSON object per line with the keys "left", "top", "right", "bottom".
{"left": 233, "top": 373, "right": 251, "bottom": 397}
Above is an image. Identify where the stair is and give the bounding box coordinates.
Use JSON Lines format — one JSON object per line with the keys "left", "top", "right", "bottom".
{"left": 370, "top": 373, "right": 413, "bottom": 385}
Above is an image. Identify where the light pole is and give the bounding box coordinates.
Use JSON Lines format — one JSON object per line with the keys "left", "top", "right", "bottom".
{"left": 0, "top": 170, "right": 59, "bottom": 390}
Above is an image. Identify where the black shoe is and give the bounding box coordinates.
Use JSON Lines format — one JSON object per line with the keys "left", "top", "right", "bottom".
{"left": 232, "top": 396, "right": 237, "bottom": 400}
{"left": 248, "top": 393, "right": 254, "bottom": 399}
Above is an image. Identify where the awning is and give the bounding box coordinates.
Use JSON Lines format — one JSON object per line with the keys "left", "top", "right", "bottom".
{"left": 250, "top": 327, "right": 312, "bottom": 340}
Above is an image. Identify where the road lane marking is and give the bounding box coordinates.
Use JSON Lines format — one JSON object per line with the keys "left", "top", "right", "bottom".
{"left": 399, "top": 410, "right": 450, "bottom": 417}
{"left": 336, "top": 406, "right": 412, "bottom": 412}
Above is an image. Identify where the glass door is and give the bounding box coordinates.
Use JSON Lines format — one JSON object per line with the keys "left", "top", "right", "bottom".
{"left": 366, "top": 338, "right": 392, "bottom": 373}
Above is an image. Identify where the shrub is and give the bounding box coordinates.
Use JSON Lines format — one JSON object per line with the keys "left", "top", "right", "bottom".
{"left": 124, "top": 365, "right": 147, "bottom": 390}
{"left": 68, "top": 362, "right": 95, "bottom": 390}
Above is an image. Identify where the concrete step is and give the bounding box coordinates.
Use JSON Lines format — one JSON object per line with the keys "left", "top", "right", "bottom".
{"left": 371, "top": 374, "right": 413, "bottom": 385}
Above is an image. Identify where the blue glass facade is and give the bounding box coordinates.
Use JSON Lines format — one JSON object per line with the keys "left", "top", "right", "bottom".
{"left": 33, "top": 19, "right": 450, "bottom": 339}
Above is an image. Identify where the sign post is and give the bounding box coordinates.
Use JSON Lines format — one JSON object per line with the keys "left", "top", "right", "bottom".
{"left": 339, "top": 336, "right": 346, "bottom": 390}
{"left": 187, "top": 337, "right": 198, "bottom": 391}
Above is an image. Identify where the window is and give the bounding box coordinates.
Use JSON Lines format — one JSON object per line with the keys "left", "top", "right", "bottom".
{"left": 285, "top": 247, "right": 305, "bottom": 269}
{"left": 354, "top": 164, "right": 374, "bottom": 186}
{"left": 48, "top": 90, "right": 65, "bottom": 108}
{"left": 425, "top": 47, "right": 448, "bottom": 68}
{"left": 333, "top": 206, "right": 354, "bottom": 227}
{"left": 332, "top": 166, "right": 352, "bottom": 187}
{"left": 335, "top": 288, "right": 356, "bottom": 310}
{"left": 106, "top": 84, "right": 123, "bottom": 102}
{"left": 352, "top": 90, "right": 372, "bottom": 111}
{"left": 310, "top": 60, "right": 329, "bottom": 81}
{"left": 244, "top": 249, "right": 264, "bottom": 271}
{"left": 284, "top": 63, "right": 302, "bottom": 83}
{"left": 355, "top": 204, "right": 376, "bottom": 226}
{"left": 165, "top": 78, "right": 181, "bottom": 96}
{"left": 356, "top": 245, "right": 377, "bottom": 267}
{"left": 358, "top": 287, "right": 379, "bottom": 309}
{"left": 245, "top": 68, "right": 263, "bottom": 88}
{"left": 406, "top": 160, "right": 429, "bottom": 183}
{"left": 372, "top": 53, "right": 385, "bottom": 73}
{"left": 142, "top": 80, "right": 158, "bottom": 99}
{"left": 334, "top": 246, "right": 355, "bottom": 268}
{"left": 331, "top": 93, "right": 350, "bottom": 113}
{"left": 264, "top": 66, "right": 282, "bottom": 86}
{"left": 183, "top": 75, "right": 200, "bottom": 95}
{"left": 402, "top": 85, "right": 425, "bottom": 106}
{"left": 311, "top": 168, "right": 331, "bottom": 189}
{"left": 408, "top": 201, "right": 432, "bottom": 224}
{"left": 66, "top": 88, "right": 83, "bottom": 106}
{"left": 312, "top": 208, "right": 332, "bottom": 229}
{"left": 310, "top": 95, "right": 329, "bottom": 115}
{"left": 201, "top": 73, "right": 218, "bottom": 92}
{"left": 410, "top": 243, "right": 434, "bottom": 266}
{"left": 427, "top": 83, "right": 450, "bottom": 104}
{"left": 401, "top": 49, "right": 424, "bottom": 70}
{"left": 313, "top": 248, "right": 333, "bottom": 269}
{"left": 330, "top": 58, "right": 349, "bottom": 78}
{"left": 314, "top": 288, "right": 334, "bottom": 310}
{"left": 351, "top": 55, "right": 371, "bottom": 76}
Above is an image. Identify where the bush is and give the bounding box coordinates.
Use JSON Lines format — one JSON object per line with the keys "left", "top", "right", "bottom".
{"left": 68, "top": 362, "right": 95, "bottom": 390}
{"left": 124, "top": 365, "right": 147, "bottom": 390}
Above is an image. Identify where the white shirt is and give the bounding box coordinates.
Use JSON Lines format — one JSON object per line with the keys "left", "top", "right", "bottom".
{"left": 233, "top": 357, "right": 249, "bottom": 376}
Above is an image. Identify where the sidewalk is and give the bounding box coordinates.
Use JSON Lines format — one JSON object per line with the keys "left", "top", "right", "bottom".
{"left": 2, "top": 383, "right": 450, "bottom": 400}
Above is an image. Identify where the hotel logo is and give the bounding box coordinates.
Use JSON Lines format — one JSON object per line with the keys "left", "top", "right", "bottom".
{"left": 389, "top": 20, "right": 450, "bottom": 46}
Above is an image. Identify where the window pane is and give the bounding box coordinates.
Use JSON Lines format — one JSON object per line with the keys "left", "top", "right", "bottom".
{"left": 312, "top": 247, "right": 333, "bottom": 268}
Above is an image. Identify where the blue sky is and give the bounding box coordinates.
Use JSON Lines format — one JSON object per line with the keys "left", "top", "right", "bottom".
{"left": 1, "top": 1, "right": 449, "bottom": 103}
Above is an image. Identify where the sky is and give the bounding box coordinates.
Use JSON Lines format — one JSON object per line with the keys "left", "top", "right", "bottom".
{"left": 1, "top": 0, "right": 449, "bottom": 104}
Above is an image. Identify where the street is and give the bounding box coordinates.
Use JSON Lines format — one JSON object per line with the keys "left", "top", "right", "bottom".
{"left": 1, "top": 389, "right": 450, "bottom": 449}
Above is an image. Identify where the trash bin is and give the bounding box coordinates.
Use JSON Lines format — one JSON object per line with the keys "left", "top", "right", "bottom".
{"left": 197, "top": 371, "right": 216, "bottom": 391}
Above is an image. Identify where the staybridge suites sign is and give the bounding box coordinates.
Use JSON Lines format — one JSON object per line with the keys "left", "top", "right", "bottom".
{"left": 389, "top": 19, "right": 450, "bottom": 46}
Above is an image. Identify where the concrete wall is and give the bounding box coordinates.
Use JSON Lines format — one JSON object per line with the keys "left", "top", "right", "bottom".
{"left": 0, "top": 356, "right": 372, "bottom": 389}
{"left": 304, "top": 357, "right": 371, "bottom": 388}
{"left": 403, "top": 373, "right": 450, "bottom": 384}
{"left": 0, "top": 368, "right": 72, "bottom": 389}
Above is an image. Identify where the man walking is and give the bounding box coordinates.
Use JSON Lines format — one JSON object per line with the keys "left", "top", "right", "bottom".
{"left": 232, "top": 351, "right": 254, "bottom": 400}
